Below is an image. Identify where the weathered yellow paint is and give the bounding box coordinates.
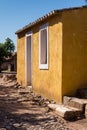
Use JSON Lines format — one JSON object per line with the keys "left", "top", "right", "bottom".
{"left": 17, "top": 35, "right": 26, "bottom": 86}
{"left": 17, "top": 15, "right": 63, "bottom": 103}
{"left": 62, "top": 8, "right": 87, "bottom": 96}
{"left": 32, "top": 16, "right": 63, "bottom": 103}
{"left": 17, "top": 7, "right": 87, "bottom": 103}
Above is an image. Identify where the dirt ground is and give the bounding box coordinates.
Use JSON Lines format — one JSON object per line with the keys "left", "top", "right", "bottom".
{"left": 0, "top": 75, "right": 87, "bottom": 130}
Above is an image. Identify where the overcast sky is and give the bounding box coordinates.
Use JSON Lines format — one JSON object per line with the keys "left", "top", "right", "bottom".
{"left": 0, "top": 0, "right": 86, "bottom": 50}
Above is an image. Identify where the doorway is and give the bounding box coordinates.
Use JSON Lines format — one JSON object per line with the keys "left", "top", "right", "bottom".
{"left": 26, "top": 32, "right": 32, "bottom": 86}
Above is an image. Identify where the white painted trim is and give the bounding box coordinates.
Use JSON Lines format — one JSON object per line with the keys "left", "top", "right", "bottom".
{"left": 25, "top": 31, "right": 32, "bottom": 86}
{"left": 39, "top": 23, "right": 49, "bottom": 70}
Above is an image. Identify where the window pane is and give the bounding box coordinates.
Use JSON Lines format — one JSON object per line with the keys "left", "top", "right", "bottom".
{"left": 40, "top": 29, "right": 47, "bottom": 64}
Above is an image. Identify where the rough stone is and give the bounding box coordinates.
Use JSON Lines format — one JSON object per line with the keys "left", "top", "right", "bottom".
{"left": 13, "top": 123, "right": 21, "bottom": 127}
{"left": 27, "top": 85, "right": 33, "bottom": 92}
{"left": 63, "top": 96, "right": 87, "bottom": 111}
{"left": 0, "top": 76, "right": 87, "bottom": 130}
{"left": 63, "top": 96, "right": 72, "bottom": 106}
{"left": 48, "top": 104, "right": 82, "bottom": 120}
{"left": 18, "top": 89, "right": 30, "bottom": 95}
{"left": 3, "top": 74, "right": 16, "bottom": 81}
{"left": 85, "top": 104, "right": 87, "bottom": 118}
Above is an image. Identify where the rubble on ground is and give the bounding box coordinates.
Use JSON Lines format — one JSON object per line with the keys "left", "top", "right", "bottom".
{"left": 0, "top": 74, "right": 87, "bottom": 130}
{"left": 0, "top": 75, "right": 71, "bottom": 130}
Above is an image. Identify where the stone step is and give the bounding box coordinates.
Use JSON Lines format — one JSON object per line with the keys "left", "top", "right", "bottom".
{"left": 18, "top": 86, "right": 32, "bottom": 94}
{"left": 48, "top": 104, "right": 82, "bottom": 120}
{"left": 85, "top": 104, "right": 87, "bottom": 118}
{"left": 63, "top": 96, "right": 87, "bottom": 111}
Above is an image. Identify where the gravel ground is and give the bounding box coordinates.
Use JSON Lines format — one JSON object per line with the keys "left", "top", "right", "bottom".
{"left": 0, "top": 74, "right": 87, "bottom": 130}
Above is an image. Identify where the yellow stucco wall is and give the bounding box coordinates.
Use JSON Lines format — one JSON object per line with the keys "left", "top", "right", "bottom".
{"left": 32, "top": 16, "right": 63, "bottom": 103}
{"left": 17, "top": 15, "right": 63, "bottom": 103}
{"left": 17, "top": 35, "right": 26, "bottom": 86}
{"left": 17, "top": 7, "right": 87, "bottom": 103}
{"left": 62, "top": 8, "right": 87, "bottom": 96}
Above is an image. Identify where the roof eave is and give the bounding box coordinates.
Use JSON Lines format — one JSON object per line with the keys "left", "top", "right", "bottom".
{"left": 15, "top": 5, "right": 87, "bottom": 35}
{"left": 15, "top": 10, "right": 58, "bottom": 34}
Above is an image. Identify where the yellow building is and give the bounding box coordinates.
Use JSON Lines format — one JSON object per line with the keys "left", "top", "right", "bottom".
{"left": 16, "top": 6, "right": 87, "bottom": 103}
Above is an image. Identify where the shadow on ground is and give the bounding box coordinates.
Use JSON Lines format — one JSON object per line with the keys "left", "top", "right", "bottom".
{"left": 0, "top": 80, "right": 58, "bottom": 130}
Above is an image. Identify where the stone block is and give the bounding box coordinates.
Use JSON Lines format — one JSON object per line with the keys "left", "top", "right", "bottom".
{"left": 63, "top": 96, "right": 72, "bottom": 106}
{"left": 63, "top": 96, "right": 87, "bottom": 111}
{"left": 85, "top": 104, "right": 87, "bottom": 118}
{"left": 48, "top": 104, "right": 82, "bottom": 120}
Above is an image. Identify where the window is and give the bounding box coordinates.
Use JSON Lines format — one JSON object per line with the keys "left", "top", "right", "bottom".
{"left": 39, "top": 23, "right": 48, "bottom": 69}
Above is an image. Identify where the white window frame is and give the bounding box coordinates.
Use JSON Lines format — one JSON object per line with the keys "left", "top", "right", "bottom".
{"left": 39, "top": 23, "right": 48, "bottom": 69}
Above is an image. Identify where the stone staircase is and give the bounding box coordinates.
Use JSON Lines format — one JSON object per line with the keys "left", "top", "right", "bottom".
{"left": 48, "top": 88, "right": 87, "bottom": 120}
